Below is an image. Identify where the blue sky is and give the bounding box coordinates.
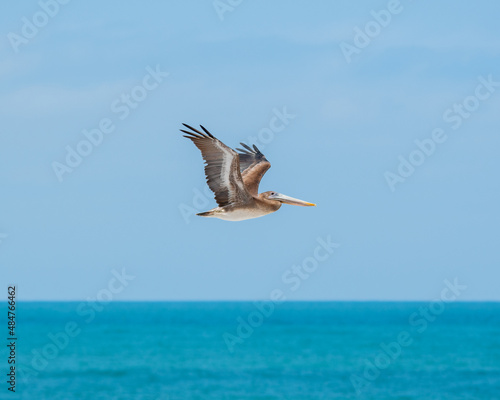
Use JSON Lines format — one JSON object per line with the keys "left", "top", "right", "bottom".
{"left": 1, "top": 1, "right": 499, "bottom": 300}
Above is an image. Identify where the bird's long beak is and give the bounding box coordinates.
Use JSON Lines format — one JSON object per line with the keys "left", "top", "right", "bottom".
{"left": 269, "top": 193, "right": 316, "bottom": 207}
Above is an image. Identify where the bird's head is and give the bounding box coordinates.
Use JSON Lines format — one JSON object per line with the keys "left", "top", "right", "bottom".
{"left": 261, "top": 191, "right": 316, "bottom": 207}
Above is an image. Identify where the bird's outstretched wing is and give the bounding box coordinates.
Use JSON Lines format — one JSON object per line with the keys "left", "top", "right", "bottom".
{"left": 181, "top": 124, "right": 252, "bottom": 207}
{"left": 235, "top": 143, "right": 271, "bottom": 197}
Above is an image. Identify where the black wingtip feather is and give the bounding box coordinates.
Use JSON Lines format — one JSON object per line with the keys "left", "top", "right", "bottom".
{"left": 236, "top": 142, "right": 264, "bottom": 156}
{"left": 181, "top": 123, "right": 197, "bottom": 132}
{"left": 200, "top": 125, "right": 215, "bottom": 139}
{"left": 181, "top": 123, "right": 218, "bottom": 140}
{"left": 181, "top": 130, "right": 200, "bottom": 138}
{"left": 240, "top": 143, "right": 253, "bottom": 152}
{"left": 181, "top": 123, "right": 207, "bottom": 137}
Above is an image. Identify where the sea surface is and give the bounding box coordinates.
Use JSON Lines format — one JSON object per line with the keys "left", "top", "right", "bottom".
{"left": 2, "top": 301, "right": 500, "bottom": 400}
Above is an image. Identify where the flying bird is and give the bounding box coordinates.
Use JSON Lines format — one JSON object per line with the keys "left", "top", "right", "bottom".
{"left": 181, "top": 123, "right": 316, "bottom": 221}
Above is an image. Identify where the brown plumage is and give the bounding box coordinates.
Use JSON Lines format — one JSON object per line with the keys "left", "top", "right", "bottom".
{"left": 181, "top": 123, "right": 316, "bottom": 221}
{"left": 236, "top": 143, "right": 271, "bottom": 197}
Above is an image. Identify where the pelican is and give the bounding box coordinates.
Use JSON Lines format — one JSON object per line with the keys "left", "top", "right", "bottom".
{"left": 181, "top": 123, "right": 316, "bottom": 221}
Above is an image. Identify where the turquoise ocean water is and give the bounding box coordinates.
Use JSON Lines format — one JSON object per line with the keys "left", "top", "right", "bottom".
{"left": 2, "top": 302, "right": 499, "bottom": 400}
